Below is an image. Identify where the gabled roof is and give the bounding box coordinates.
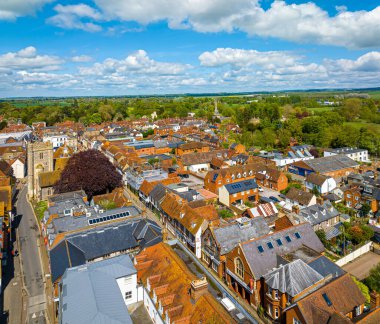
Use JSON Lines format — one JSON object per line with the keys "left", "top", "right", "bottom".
{"left": 264, "top": 259, "right": 324, "bottom": 297}
{"left": 240, "top": 222, "right": 324, "bottom": 279}
{"left": 296, "top": 274, "right": 365, "bottom": 323}
{"left": 38, "top": 170, "right": 62, "bottom": 188}
{"left": 300, "top": 155, "right": 359, "bottom": 174}
{"left": 298, "top": 201, "right": 339, "bottom": 226}
{"left": 286, "top": 187, "right": 315, "bottom": 206}
{"left": 60, "top": 254, "right": 134, "bottom": 324}
{"left": 248, "top": 202, "right": 278, "bottom": 218}
{"left": 180, "top": 149, "right": 231, "bottom": 166}
{"left": 305, "top": 173, "right": 329, "bottom": 186}
{"left": 224, "top": 179, "right": 258, "bottom": 194}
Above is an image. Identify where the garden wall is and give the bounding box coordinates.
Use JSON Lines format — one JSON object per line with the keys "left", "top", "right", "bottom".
{"left": 335, "top": 242, "right": 373, "bottom": 267}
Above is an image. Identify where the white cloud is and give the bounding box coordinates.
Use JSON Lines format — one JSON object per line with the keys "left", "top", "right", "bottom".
{"left": 199, "top": 48, "right": 300, "bottom": 68}
{"left": 79, "top": 50, "right": 190, "bottom": 76}
{"left": 0, "top": 46, "right": 63, "bottom": 71}
{"left": 0, "top": 0, "right": 53, "bottom": 20}
{"left": 93, "top": 0, "right": 380, "bottom": 48}
{"left": 71, "top": 55, "right": 93, "bottom": 63}
{"left": 47, "top": 4, "right": 102, "bottom": 32}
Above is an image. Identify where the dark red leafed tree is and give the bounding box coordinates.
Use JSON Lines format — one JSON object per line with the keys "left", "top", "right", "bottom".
{"left": 54, "top": 149, "right": 122, "bottom": 200}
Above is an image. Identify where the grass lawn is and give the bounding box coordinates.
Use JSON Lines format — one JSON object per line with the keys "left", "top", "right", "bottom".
{"left": 306, "top": 106, "right": 335, "bottom": 113}
{"left": 34, "top": 200, "right": 48, "bottom": 221}
{"left": 344, "top": 121, "right": 380, "bottom": 133}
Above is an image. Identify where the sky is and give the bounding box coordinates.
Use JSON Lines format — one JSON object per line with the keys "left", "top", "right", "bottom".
{"left": 0, "top": 0, "right": 380, "bottom": 97}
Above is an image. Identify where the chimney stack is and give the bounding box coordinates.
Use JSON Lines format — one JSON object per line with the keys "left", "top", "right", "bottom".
{"left": 292, "top": 205, "right": 300, "bottom": 215}
{"left": 316, "top": 197, "right": 324, "bottom": 205}
{"left": 190, "top": 277, "right": 208, "bottom": 302}
{"left": 370, "top": 291, "right": 380, "bottom": 310}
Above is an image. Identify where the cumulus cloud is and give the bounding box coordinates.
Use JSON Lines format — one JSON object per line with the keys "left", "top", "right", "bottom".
{"left": 47, "top": 4, "right": 102, "bottom": 32}
{"left": 71, "top": 55, "right": 93, "bottom": 63}
{"left": 92, "top": 0, "right": 380, "bottom": 48}
{"left": 0, "top": 46, "right": 64, "bottom": 71}
{"left": 0, "top": 0, "right": 53, "bottom": 20}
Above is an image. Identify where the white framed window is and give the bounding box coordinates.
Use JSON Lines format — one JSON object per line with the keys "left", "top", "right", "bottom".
{"left": 275, "top": 308, "right": 279, "bottom": 319}
{"left": 274, "top": 290, "right": 279, "bottom": 300}
{"left": 125, "top": 291, "right": 132, "bottom": 300}
{"left": 212, "top": 262, "right": 218, "bottom": 272}
{"left": 355, "top": 306, "right": 361, "bottom": 316}
{"left": 235, "top": 258, "right": 244, "bottom": 279}
{"left": 293, "top": 318, "right": 302, "bottom": 324}
{"left": 203, "top": 253, "right": 210, "bottom": 263}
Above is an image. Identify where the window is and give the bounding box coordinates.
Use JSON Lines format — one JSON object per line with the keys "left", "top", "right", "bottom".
{"left": 293, "top": 318, "right": 302, "bottom": 324}
{"left": 275, "top": 308, "right": 279, "bottom": 319}
{"left": 294, "top": 232, "right": 301, "bottom": 239}
{"left": 235, "top": 258, "right": 244, "bottom": 279}
{"left": 274, "top": 290, "right": 279, "bottom": 300}
{"left": 257, "top": 245, "right": 264, "bottom": 253}
{"left": 276, "top": 239, "right": 283, "bottom": 246}
{"left": 212, "top": 262, "right": 218, "bottom": 272}
{"left": 285, "top": 235, "right": 292, "bottom": 243}
{"left": 267, "top": 242, "right": 274, "bottom": 249}
{"left": 322, "top": 293, "right": 332, "bottom": 306}
{"left": 355, "top": 306, "right": 361, "bottom": 316}
{"left": 39, "top": 152, "right": 44, "bottom": 159}
{"left": 267, "top": 305, "right": 272, "bottom": 316}
{"left": 203, "top": 253, "right": 210, "bottom": 263}
{"left": 125, "top": 291, "right": 132, "bottom": 300}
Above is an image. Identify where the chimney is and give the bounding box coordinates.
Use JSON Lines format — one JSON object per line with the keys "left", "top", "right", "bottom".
{"left": 292, "top": 205, "right": 300, "bottom": 215}
{"left": 370, "top": 291, "right": 380, "bottom": 310}
{"left": 316, "top": 197, "right": 324, "bottom": 205}
{"left": 190, "top": 277, "right": 208, "bottom": 302}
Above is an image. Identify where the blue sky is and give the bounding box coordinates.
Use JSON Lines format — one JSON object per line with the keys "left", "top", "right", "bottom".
{"left": 0, "top": 0, "right": 380, "bottom": 97}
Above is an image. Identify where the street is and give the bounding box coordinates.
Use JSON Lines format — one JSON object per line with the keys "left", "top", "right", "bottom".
{"left": 14, "top": 186, "right": 46, "bottom": 324}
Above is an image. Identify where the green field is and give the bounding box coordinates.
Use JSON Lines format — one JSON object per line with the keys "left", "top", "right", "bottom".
{"left": 306, "top": 106, "right": 335, "bottom": 113}
{"left": 344, "top": 121, "right": 380, "bottom": 133}
{"left": 369, "top": 91, "right": 380, "bottom": 99}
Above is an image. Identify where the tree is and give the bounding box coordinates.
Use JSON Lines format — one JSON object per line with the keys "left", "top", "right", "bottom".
{"left": 361, "top": 203, "right": 371, "bottom": 217}
{"left": 365, "top": 263, "right": 380, "bottom": 293}
{"left": 352, "top": 276, "right": 370, "bottom": 305}
{"left": 54, "top": 150, "right": 122, "bottom": 200}
{"left": 315, "top": 229, "right": 327, "bottom": 247}
{"left": 97, "top": 199, "right": 117, "bottom": 210}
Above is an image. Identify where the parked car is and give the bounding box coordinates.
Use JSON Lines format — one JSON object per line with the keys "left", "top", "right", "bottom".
{"left": 258, "top": 186, "right": 263, "bottom": 192}
{"left": 269, "top": 196, "right": 280, "bottom": 203}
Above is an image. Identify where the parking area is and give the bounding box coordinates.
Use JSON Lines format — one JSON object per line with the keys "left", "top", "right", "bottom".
{"left": 342, "top": 252, "right": 380, "bottom": 280}
{"left": 259, "top": 188, "right": 283, "bottom": 202}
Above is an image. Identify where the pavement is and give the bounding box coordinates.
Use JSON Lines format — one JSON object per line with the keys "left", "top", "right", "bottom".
{"left": 15, "top": 186, "right": 47, "bottom": 324}
{"left": 342, "top": 251, "right": 380, "bottom": 280}
{"left": 259, "top": 187, "right": 283, "bottom": 201}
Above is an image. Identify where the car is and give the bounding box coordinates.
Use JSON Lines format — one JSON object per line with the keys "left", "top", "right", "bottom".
{"left": 258, "top": 186, "right": 264, "bottom": 192}
{"left": 269, "top": 196, "right": 280, "bottom": 203}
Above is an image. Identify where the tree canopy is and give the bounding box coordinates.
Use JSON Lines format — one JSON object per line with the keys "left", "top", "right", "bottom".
{"left": 54, "top": 149, "right": 122, "bottom": 199}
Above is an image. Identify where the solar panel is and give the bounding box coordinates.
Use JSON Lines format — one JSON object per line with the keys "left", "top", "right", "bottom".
{"left": 257, "top": 245, "right": 264, "bottom": 253}
{"left": 285, "top": 235, "right": 292, "bottom": 242}
{"left": 322, "top": 293, "right": 332, "bottom": 306}
{"left": 294, "top": 232, "right": 301, "bottom": 239}
{"left": 267, "top": 242, "right": 274, "bottom": 249}
{"left": 276, "top": 239, "right": 283, "bottom": 246}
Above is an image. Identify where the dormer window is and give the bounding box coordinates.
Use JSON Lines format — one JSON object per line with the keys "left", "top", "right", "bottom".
{"left": 243, "top": 172, "right": 247, "bottom": 177}
{"left": 237, "top": 173, "right": 241, "bottom": 179}
{"left": 231, "top": 174, "right": 235, "bottom": 180}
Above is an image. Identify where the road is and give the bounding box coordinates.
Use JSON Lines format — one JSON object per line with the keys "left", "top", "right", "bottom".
{"left": 16, "top": 186, "right": 47, "bottom": 324}
{"left": 342, "top": 251, "right": 380, "bottom": 280}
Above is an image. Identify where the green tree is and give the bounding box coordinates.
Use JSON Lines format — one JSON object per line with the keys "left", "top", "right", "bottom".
{"left": 352, "top": 276, "right": 370, "bottom": 305}
{"left": 365, "top": 263, "right": 380, "bottom": 293}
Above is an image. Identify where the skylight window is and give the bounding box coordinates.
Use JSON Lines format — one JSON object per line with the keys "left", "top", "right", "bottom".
{"left": 276, "top": 239, "right": 283, "bottom": 246}
{"left": 285, "top": 235, "right": 292, "bottom": 243}
{"left": 294, "top": 232, "right": 301, "bottom": 239}
{"left": 322, "top": 293, "right": 332, "bottom": 306}
{"left": 257, "top": 245, "right": 264, "bottom": 253}
{"left": 267, "top": 242, "right": 274, "bottom": 249}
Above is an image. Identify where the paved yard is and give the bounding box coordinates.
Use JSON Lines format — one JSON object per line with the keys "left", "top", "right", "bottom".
{"left": 342, "top": 252, "right": 380, "bottom": 280}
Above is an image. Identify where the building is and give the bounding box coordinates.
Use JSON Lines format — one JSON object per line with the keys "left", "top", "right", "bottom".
{"left": 285, "top": 187, "right": 317, "bottom": 209}
{"left": 324, "top": 147, "right": 370, "bottom": 162}
{"left": 286, "top": 273, "right": 366, "bottom": 323}
{"left": 59, "top": 254, "right": 137, "bottom": 324}
{"left": 218, "top": 179, "right": 259, "bottom": 207}
{"left": 176, "top": 141, "right": 210, "bottom": 156}
{"left": 246, "top": 202, "right": 279, "bottom": 219}
{"left": 135, "top": 242, "right": 234, "bottom": 324}
{"left": 201, "top": 216, "right": 271, "bottom": 277}
{"left": 343, "top": 184, "right": 380, "bottom": 216}
{"left": 305, "top": 173, "right": 336, "bottom": 195}
{"left": 43, "top": 134, "right": 69, "bottom": 150}
{"left": 179, "top": 149, "right": 231, "bottom": 173}
{"left": 289, "top": 155, "right": 359, "bottom": 178}
{"left": 27, "top": 142, "right": 54, "bottom": 199}
{"left": 224, "top": 222, "right": 324, "bottom": 306}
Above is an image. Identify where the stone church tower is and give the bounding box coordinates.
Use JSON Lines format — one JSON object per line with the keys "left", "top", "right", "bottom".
{"left": 27, "top": 142, "right": 54, "bottom": 199}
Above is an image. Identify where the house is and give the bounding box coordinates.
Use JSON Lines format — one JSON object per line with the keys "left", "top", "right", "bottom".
{"left": 246, "top": 202, "right": 278, "bottom": 219}
{"left": 285, "top": 273, "right": 366, "bottom": 323}
{"left": 218, "top": 179, "right": 259, "bottom": 207}
{"left": 176, "top": 141, "right": 210, "bottom": 156}
{"left": 59, "top": 254, "right": 137, "bottom": 324}
{"left": 49, "top": 217, "right": 162, "bottom": 288}
{"left": 8, "top": 158, "right": 25, "bottom": 179}
{"left": 224, "top": 222, "right": 324, "bottom": 306}
{"left": 179, "top": 149, "right": 231, "bottom": 173}
{"left": 254, "top": 167, "right": 288, "bottom": 191}
{"left": 305, "top": 173, "right": 336, "bottom": 195}
{"left": 285, "top": 187, "right": 317, "bottom": 209}
{"left": 160, "top": 192, "right": 219, "bottom": 258}
{"left": 201, "top": 216, "right": 271, "bottom": 277}
{"left": 324, "top": 147, "right": 370, "bottom": 162}
{"left": 343, "top": 184, "right": 380, "bottom": 215}
{"left": 135, "top": 242, "right": 234, "bottom": 324}
{"left": 289, "top": 155, "right": 360, "bottom": 178}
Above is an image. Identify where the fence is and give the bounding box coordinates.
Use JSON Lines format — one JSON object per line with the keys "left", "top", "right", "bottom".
{"left": 335, "top": 241, "right": 373, "bottom": 267}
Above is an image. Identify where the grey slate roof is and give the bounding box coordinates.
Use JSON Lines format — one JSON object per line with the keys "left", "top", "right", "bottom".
{"left": 298, "top": 201, "right": 339, "bottom": 226}
{"left": 264, "top": 259, "right": 324, "bottom": 297}
{"left": 148, "top": 183, "right": 167, "bottom": 204}
{"left": 50, "top": 218, "right": 162, "bottom": 282}
{"left": 241, "top": 223, "right": 324, "bottom": 278}
{"left": 213, "top": 216, "right": 271, "bottom": 255}
{"left": 60, "top": 254, "right": 134, "bottom": 324}
{"left": 308, "top": 256, "right": 345, "bottom": 278}
{"left": 303, "top": 155, "right": 359, "bottom": 174}
{"left": 224, "top": 179, "right": 258, "bottom": 194}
